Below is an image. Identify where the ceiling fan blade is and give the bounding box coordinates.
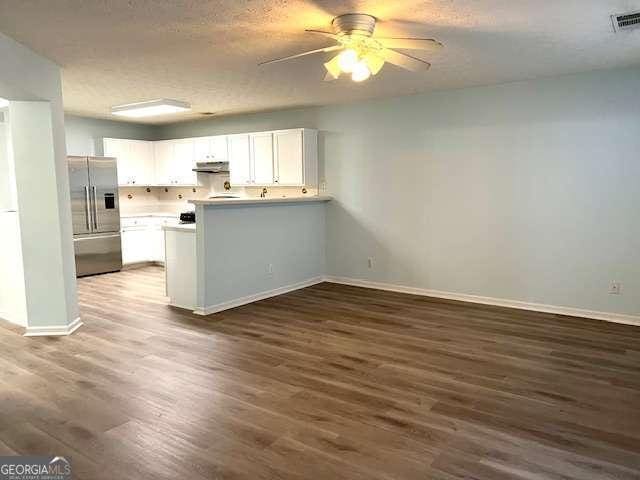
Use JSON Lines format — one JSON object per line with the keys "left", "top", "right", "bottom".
{"left": 305, "top": 29, "right": 339, "bottom": 40}
{"left": 324, "top": 54, "right": 341, "bottom": 79}
{"left": 324, "top": 72, "right": 338, "bottom": 82}
{"left": 376, "top": 37, "right": 443, "bottom": 52}
{"left": 381, "top": 49, "right": 431, "bottom": 72}
{"left": 259, "top": 45, "right": 342, "bottom": 66}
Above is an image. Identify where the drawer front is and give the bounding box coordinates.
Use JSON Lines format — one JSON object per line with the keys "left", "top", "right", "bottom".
{"left": 121, "top": 216, "right": 154, "bottom": 228}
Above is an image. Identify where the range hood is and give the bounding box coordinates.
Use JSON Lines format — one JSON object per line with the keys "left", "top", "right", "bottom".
{"left": 192, "top": 161, "right": 230, "bottom": 174}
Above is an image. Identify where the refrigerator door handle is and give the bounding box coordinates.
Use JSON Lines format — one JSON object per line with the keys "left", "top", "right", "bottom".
{"left": 91, "top": 185, "right": 98, "bottom": 230}
{"left": 84, "top": 185, "right": 91, "bottom": 231}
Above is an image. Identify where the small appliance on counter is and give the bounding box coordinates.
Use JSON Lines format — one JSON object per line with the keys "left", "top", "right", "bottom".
{"left": 179, "top": 211, "right": 196, "bottom": 224}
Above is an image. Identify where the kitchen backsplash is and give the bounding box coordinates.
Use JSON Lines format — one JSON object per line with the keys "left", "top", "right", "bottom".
{"left": 118, "top": 174, "right": 318, "bottom": 216}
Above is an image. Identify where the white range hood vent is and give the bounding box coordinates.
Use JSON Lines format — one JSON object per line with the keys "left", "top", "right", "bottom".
{"left": 192, "top": 161, "right": 230, "bottom": 174}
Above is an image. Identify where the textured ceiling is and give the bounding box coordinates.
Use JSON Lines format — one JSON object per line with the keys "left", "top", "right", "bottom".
{"left": 0, "top": 0, "right": 639, "bottom": 124}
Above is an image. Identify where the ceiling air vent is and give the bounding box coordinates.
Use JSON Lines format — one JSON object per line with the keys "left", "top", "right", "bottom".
{"left": 611, "top": 10, "right": 640, "bottom": 32}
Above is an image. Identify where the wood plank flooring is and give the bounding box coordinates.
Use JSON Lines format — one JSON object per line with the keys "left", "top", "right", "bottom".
{"left": 1, "top": 265, "right": 640, "bottom": 479}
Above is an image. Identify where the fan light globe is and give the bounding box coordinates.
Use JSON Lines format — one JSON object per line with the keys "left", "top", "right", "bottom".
{"left": 351, "top": 61, "right": 371, "bottom": 82}
{"left": 337, "top": 49, "right": 359, "bottom": 73}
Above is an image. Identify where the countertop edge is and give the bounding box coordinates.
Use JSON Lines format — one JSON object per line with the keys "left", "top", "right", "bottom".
{"left": 189, "top": 195, "right": 332, "bottom": 206}
{"left": 162, "top": 224, "right": 196, "bottom": 232}
{"left": 120, "top": 212, "right": 182, "bottom": 218}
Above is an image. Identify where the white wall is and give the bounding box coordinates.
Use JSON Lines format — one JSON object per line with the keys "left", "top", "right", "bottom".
{"left": 0, "top": 114, "right": 15, "bottom": 211}
{"left": 0, "top": 108, "right": 27, "bottom": 326}
{"left": 197, "top": 202, "right": 326, "bottom": 311}
{"left": 64, "top": 114, "right": 157, "bottom": 156}
{"left": 0, "top": 32, "right": 78, "bottom": 330}
{"left": 160, "top": 66, "right": 640, "bottom": 318}
{"left": 0, "top": 211, "right": 27, "bottom": 326}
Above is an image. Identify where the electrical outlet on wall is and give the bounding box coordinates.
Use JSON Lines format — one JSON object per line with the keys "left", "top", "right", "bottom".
{"left": 609, "top": 281, "right": 622, "bottom": 295}
{"left": 367, "top": 257, "right": 374, "bottom": 269}
{"left": 267, "top": 263, "right": 274, "bottom": 276}
{"left": 320, "top": 181, "right": 327, "bottom": 192}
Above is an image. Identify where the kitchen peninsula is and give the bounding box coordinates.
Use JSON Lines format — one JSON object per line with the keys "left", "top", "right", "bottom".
{"left": 163, "top": 195, "right": 331, "bottom": 313}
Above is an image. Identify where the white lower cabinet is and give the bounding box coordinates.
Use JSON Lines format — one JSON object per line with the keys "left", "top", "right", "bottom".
{"left": 121, "top": 216, "right": 178, "bottom": 265}
{"left": 121, "top": 228, "right": 151, "bottom": 265}
{"left": 164, "top": 228, "right": 196, "bottom": 310}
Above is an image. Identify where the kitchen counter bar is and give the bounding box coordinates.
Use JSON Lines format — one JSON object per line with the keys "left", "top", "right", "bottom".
{"left": 164, "top": 194, "right": 330, "bottom": 314}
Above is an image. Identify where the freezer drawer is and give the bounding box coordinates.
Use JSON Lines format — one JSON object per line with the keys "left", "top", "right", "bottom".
{"left": 74, "top": 233, "right": 123, "bottom": 277}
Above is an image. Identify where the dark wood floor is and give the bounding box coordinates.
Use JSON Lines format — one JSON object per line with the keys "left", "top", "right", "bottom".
{"left": 1, "top": 266, "right": 639, "bottom": 479}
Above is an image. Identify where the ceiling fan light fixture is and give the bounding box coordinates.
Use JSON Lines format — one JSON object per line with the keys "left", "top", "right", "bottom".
{"left": 337, "top": 49, "right": 359, "bottom": 73}
{"left": 351, "top": 61, "right": 371, "bottom": 82}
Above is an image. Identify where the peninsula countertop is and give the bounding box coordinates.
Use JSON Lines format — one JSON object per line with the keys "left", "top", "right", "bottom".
{"left": 189, "top": 195, "right": 332, "bottom": 207}
{"left": 162, "top": 223, "right": 196, "bottom": 233}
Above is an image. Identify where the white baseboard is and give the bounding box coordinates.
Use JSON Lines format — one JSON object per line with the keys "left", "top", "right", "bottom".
{"left": 24, "top": 316, "right": 84, "bottom": 337}
{"left": 323, "top": 276, "right": 640, "bottom": 327}
{"left": 194, "top": 277, "right": 325, "bottom": 316}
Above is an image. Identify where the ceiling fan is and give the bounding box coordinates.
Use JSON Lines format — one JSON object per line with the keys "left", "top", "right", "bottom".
{"left": 259, "top": 13, "right": 443, "bottom": 82}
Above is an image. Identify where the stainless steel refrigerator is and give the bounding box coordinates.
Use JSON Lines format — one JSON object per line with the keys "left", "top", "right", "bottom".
{"left": 68, "top": 156, "right": 122, "bottom": 277}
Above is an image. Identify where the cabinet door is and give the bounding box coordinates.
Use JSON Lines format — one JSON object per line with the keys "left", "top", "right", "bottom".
{"left": 154, "top": 141, "right": 173, "bottom": 185}
{"left": 193, "top": 137, "right": 211, "bottom": 162}
{"left": 122, "top": 228, "right": 151, "bottom": 264}
{"left": 210, "top": 136, "right": 228, "bottom": 160}
{"left": 148, "top": 227, "right": 164, "bottom": 262}
{"left": 250, "top": 133, "right": 274, "bottom": 185}
{"left": 137, "top": 141, "right": 155, "bottom": 185}
{"left": 105, "top": 139, "right": 154, "bottom": 186}
{"left": 228, "top": 134, "right": 251, "bottom": 185}
{"left": 274, "top": 130, "right": 303, "bottom": 185}
{"left": 104, "top": 138, "right": 131, "bottom": 186}
{"left": 172, "top": 140, "right": 196, "bottom": 185}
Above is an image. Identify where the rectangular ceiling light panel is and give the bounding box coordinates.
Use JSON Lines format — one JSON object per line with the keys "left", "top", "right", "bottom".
{"left": 111, "top": 99, "right": 191, "bottom": 118}
{"left": 611, "top": 11, "right": 640, "bottom": 32}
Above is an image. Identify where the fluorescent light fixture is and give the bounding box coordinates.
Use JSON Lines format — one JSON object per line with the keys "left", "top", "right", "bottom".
{"left": 111, "top": 99, "right": 191, "bottom": 118}
{"left": 0, "top": 98, "right": 9, "bottom": 108}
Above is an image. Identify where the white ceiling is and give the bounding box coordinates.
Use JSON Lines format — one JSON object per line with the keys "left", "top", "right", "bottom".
{"left": 0, "top": 0, "right": 638, "bottom": 124}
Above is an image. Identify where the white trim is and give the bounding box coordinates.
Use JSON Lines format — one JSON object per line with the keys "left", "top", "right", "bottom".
{"left": 194, "top": 277, "right": 324, "bottom": 316}
{"left": 24, "top": 317, "right": 83, "bottom": 337}
{"left": 323, "top": 276, "right": 640, "bottom": 327}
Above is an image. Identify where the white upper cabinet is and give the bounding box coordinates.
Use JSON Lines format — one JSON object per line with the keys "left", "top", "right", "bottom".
{"left": 104, "top": 128, "right": 317, "bottom": 189}
{"left": 228, "top": 129, "right": 317, "bottom": 187}
{"left": 194, "top": 136, "right": 227, "bottom": 162}
{"left": 250, "top": 133, "right": 274, "bottom": 185}
{"left": 274, "top": 130, "right": 303, "bottom": 186}
{"left": 104, "top": 138, "right": 154, "bottom": 186}
{"left": 171, "top": 140, "right": 196, "bottom": 185}
{"left": 153, "top": 140, "right": 174, "bottom": 186}
{"left": 228, "top": 134, "right": 252, "bottom": 185}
